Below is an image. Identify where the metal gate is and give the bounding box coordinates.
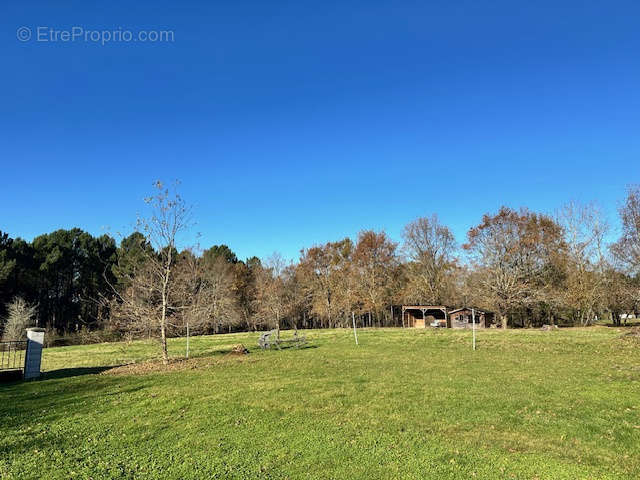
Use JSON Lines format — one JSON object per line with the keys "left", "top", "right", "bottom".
{"left": 0, "top": 340, "right": 28, "bottom": 372}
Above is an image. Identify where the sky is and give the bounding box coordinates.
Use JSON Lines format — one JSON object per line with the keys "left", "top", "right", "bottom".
{"left": 2, "top": 1, "right": 639, "bottom": 261}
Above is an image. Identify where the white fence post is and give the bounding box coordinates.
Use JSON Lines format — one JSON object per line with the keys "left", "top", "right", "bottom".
{"left": 24, "top": 327, "right": 45, "bottom": 380}
{"left": 472, "top": 309, "right": 476, "bottom": 351}
{"left": 352, "top": 312, "right": 358, "bottom": 345}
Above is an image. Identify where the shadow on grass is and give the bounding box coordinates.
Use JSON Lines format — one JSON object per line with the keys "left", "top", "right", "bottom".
{"left": 0, "top": 369, "right": 23, "bottom": 383}
{"left": 42, "top": 365, "right": 123, "bottom": 380}
{"left": 2, "top": 366, "right": 120, "bottom": 386}
{"left": 262, "top": 343, "right": 319, "bottom": 352}
{"left": 0, "top": 370, "right": 151, "bottom": 433}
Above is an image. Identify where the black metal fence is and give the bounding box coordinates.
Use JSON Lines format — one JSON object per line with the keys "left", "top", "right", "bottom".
{"left": 0, "top": 340, "right": 27, "bottom": 371}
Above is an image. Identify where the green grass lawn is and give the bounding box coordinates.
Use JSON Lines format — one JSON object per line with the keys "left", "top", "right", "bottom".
{"left": 1, "top": 327, "right": 639, "bottom": 479}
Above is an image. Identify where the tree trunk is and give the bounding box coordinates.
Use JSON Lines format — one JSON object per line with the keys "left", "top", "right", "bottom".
{"left": 501, "top": 313, "right": 508, "bottom": 330}
{"left": 160, "top": 267, "right": 170, "bottom": 365}
{"left": 160, "top": 303, "right": 168, "bottom": 364}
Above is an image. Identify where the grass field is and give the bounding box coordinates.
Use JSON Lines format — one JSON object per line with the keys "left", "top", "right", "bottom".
{"left": 1, "top": 327, "right": 639, "bottom": 479}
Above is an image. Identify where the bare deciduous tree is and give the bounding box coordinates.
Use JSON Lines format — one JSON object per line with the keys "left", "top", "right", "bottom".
{"left": 610, "top": 185, "right": 640, "bottom": 322}
{"left": 1, "top": 297, "right": 37, "bottom": 341}
{"left": 464, "top": 208, "right": 529, "bottom": 329}
{"left": 171, "top": 247, "right": 240, "bottom": 359}
{"left": 110, "top": 181, "right": 192, "bottom": 364}
{"left": 612, "top": 185, "right": 640, "bottom": 275}
{"left": 602, "top": 268, "right": 637, "bottom": 326}
{"left": 402, "top": 214, "right": 457, "bottom": 305}
{"left": 253, "top": 253, "right": 288, "bottom": 336}
{"left": 201, "top": 252, "right": 241, "bottom": 332}
{"left": 557, "top": 201, "right": 608, "bottom": 325}
{"left": 173, "top": 249, "right": 212, "bottom": 335}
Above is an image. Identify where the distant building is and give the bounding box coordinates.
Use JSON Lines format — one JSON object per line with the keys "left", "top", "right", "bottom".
{"left": 401, "top": 305, "right": 492, "bottom": 328}
{"left": 401, "top": 305, "right": 447, "bottom": 328}
{"left": 448, "top": 307, "right": 488, "bottom": 329}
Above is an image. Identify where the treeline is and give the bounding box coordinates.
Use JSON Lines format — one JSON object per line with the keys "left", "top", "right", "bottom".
{"left": 1, "top": 183, "right": 640, "bottom": 345}
{"left": 0, "top": 229, "right": 116, "bottom": 333}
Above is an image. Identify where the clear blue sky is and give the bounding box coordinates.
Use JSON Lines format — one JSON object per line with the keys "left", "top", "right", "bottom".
{"left": 2, "top": 1, "right": 639, "bottom": 261}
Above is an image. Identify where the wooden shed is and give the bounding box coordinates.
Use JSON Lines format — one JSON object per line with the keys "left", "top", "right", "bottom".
{"left": 448, "top": 307, "right": 488, "bottom": 329}
{"left": 402, "top": 305, "right": 448, "bottom": 328}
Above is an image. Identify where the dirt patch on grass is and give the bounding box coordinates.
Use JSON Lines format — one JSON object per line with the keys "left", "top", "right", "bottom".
{"left": 620, "top": 327, "right": 640, "bottom": 341}
{"left": 101, "top": 348, "right": 253, "bottom": 376}
{"left": 229, "top": 343, "right": 249, "bottom": 355}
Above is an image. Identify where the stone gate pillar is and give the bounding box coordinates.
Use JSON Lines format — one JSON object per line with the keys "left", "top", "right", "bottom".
{"left": 24, "top": 327, "right": 45, "bottom": 380}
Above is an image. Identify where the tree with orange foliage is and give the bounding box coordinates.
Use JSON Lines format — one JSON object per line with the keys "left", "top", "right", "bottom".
{"left": 353, "top": 230, "right": 398, "bottom": 326}
{"left": 299, "top": 239, "right": 355, "bottom": 328}
{"left": 464, "top": 207, "right": 564, "bottom": 329}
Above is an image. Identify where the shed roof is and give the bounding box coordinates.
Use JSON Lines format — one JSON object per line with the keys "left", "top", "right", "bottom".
{"left": 401, "top": 305, "right": 447, "bottom": 310}
{"left": 448, "top": 307, "right": 486, "bottom": 315}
